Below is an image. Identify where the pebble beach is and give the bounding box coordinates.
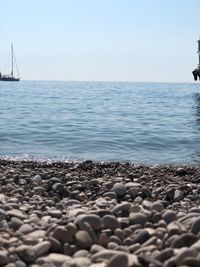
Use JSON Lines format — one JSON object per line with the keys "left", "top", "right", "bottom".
{"left": 0, "top": 159, "right": 200, "bottom": 267}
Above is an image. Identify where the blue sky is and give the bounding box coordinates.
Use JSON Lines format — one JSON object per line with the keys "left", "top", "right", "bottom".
{"left": 0, "top": 0, "right": 199, "bottom": 82}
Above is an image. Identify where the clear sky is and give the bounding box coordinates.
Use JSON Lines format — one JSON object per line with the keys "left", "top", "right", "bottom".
{"left": 0, "top": 0, "right": 199, "bottom": 82}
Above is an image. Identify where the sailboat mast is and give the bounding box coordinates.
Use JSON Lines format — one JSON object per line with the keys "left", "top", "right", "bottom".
{"left": 11, "top": 43, "right": 13, "bottom": 77}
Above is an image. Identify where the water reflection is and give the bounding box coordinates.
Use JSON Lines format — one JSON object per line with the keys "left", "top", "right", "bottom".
{"left": 193, "top": 93, "right": 200, "bottom": 123}
{"left": 191, "top": 93, "right": 200, "bottom": 163}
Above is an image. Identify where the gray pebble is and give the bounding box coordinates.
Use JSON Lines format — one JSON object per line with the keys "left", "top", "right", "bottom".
{"left": 102, "top": 215, "right": 120, "bottom": 230}
{"left": 151, "top": 201, "right": 164, "bottom": 212}
{"left": 52, "top": 226, "right": 73, "bottom": 244}
{"left": 129, "top": 212, "right": 147, "bottom": 226}
{"left": 75, "top": 230, "right": 93, "bottom": 249}
{"left": 111, "top": 183, "right": 127, "bottom": 197}
{"left": 171, "top": 233, "right": 198, "bottom": 248}
{"left": 107, "top": 254, "right": 128, "bottom": 267}
{"left": 174, "top": 189, "right": 184, "bottom": 201}
{"left": 0, "top": 251, "right": 8, "bottom": 266}
{"left": 32, "top": 174, "right": 42, "bottom": 184}
{"left": 162, "top": 210, "right": 177, "bottom": 224}
{"left": 191, "top": 217, "right": 200, "bottom": 234}
{"left": 75, "top": 214, "right": 102, "bottom": 230}
{"left": 62, "top": 257, "right": 91, "bottom": 267}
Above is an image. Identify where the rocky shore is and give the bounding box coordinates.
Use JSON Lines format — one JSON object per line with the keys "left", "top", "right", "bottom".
{"left": 0, "top": 159, "right": 200, "bottom": 267}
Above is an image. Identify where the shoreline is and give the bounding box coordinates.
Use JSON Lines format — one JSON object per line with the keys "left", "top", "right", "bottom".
{"left": 1, "top": 159, "right": 200, "bottom": 266}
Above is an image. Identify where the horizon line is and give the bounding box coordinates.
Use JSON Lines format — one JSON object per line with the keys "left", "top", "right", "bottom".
{"left": 20, "top": 79, "right": 197, "bottom": 84}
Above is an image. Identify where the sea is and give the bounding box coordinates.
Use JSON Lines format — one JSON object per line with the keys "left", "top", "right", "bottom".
{"left": 0, "top": 81, "right": 200, "bottom": 164}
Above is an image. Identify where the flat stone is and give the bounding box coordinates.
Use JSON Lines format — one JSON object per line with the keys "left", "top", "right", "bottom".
{"left": 33, "top": 241, "right": 51, "bottom": 258}
{"left": 62, "top": 199, "right": 80, "bottom": 207}
{"left": 192, "top": 239, "right": 200, "bottom": 252}
{"left": 175, "top": 247, "right": 198, "bottom": 265}
{"left": 15, "top": 260, "right": 27, "bottom": 267}
{"left": 151, "top": 201, "right": 164, "bottom": 212}
{"left": 79, "top": 221, "right": 97, "bottom": 243}
{"left": 73, "top": 250, "right": 91, "bottom": 258}
{"left": 89, "top": 264, "right": 106, "bottom": 267}
{"left": 179, "top": 213, "right": 200, "bottom": 226}
{"left": 48, "top": 237, "right": 62, "bottom": 253}
{"left": 75, "top": 230, "right": 93, "bottom": 249}
{"left": 171, "top": 233, "right": 198, "bottom": 248}
{"left": 18, "top": 224, "right": 34, "bottom": 234}
{"left": 34, "top": 186, "right": 45, "bottom": 196}
{"left": 141, "top": 188, "right": 152, "bottom": 197}
{"left": 111, "top": 183, "right": 127, "bottom": 197}
{"left": 75, "top": 214, "right": 102, "bottom": 230}
{"left": 9, "top": 217, "right": 23, "bottom": 230}
{"left": 183, "top": 257, "right": 200, "bottom": 267}
{"left": 52, "top": 226, "right": 73, "bottom": 244}
{"left": 154, "top": 248, "right": 174, "bottom": 262}
{"left": 26, "top": 230, "right": 46, "bottom": 240}
{"left": 91, "top": 250, "right": 138, "bottom": 266}
{"left": 162, "top": 210, "right": 177, "bottom": 224}
{"left": 125, "top": 182, "right": 141, "bottom": 188}
{"left": 7, "top": 209, "right": 28, "bottom": 220}
{"left": 112, "top": 203, "right": 131, "bottom": 215}
{"left": 102, "top": 215, "right": 120, "bottom": 230}
{"left": 174, "top": 189, "right": 184, "bottom": 201}
{"left": 32, "top": 174, "right": 42, "bottom": 184}
{"left": 191, "top": 217, "right": 200, "bottom": 234}
{"left": 167, "top": 221, "right": 186, "bottom": 237}
{"left": 36, "top": 253, "right": 71, "bottom": 267}
{"left": 16, "top": 245, "right": 36, "bottom": 263}
{"left": 48, "top": 209, "right": 62, "bottom": 218}
{"left": 129, "top": 212, "right": 147, "bottom": 227}
{"left": 103, "top": 192, "right": 117, "bottom": 199}
{"left": 0, "top": 251, "right": 9, "bottom": 266}
{"left": 90, "top": 244, "right": 105, "bottom": 254}
{"left": 107, "top": 254, "right": 128, "bottom": 267}
{"left": 63, "top": 257, "right": 91, "bottom": 267}
{"left": 132, "top": 229, "right": 150, "bottom": 244}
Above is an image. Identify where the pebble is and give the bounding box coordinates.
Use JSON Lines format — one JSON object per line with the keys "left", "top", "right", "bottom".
{"left": 111, "top": 183, "right": 127, "bottom": 197}
{"left": 75, "top": 230, "right": 93, "bottom": 249}
{"left": 175, "top": 247, "right": 198, "bottom": 265}
{"left": 154, "top": 247, "right": 174, "bottom": 262}
{"left": 174, "top": 189, "right": 184, "bottom": 201}
{"left": 112, "top": 203, "right": 131, "bottom": 215}
{"left": 102, "top": 215, "right": 120, "bottom": 230}
{"left": 162, "top": 210, "right": 177, "bottom": 224}
{"left": 151, "top": 200, "right": 164, "bottom": 212}
{"left": 75, "top": 214, "right": 102, "bottom": 230}
{"left": 36, "top": 253, "right": 71, "bottom": 266}
{"left": 62, "top": 257, "right": 91, "bottom": 267}
{"left": 191, "top": 217, "right": 200, "bottom": 234}
{"left": 107, "top": 254, "right": 128, "bottom": 267}
{"left": 16, "top": 245, "right": 36, "bottom": 263}
{"left": 0, "top": 251, "right": 8, "bottom": 266}
{"left": 48, "top": 209, "right": 62, "bottom": 218}
{"left": 133, "top": 229, "right": 150, "bottom": 244}
{"left": 129, "top": 212, "right": 147, "bottom": 226}
{"left": 18, "top": 223, "right": 34, "bottom": 234}
{"left": 171, "top": 233, "right": 198, "bottom": 248}
{"left": 9, "top": 217, "right": 23, "bottom": 230}
{"left": 52, "top": 226, "right": 73, "bottom": 244}
{"left": 32, "top": 174, "right": 42, "bottom": 184}
{"left": 7, "top": 209, "right": 28, "bottom": 220}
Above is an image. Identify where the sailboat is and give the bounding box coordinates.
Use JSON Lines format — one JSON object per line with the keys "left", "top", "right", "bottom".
{"left": 0, "top": 44, "right": 20, "bottom": 82}
{"left": 192, "top": 38, "right": 200, "bottom": 81}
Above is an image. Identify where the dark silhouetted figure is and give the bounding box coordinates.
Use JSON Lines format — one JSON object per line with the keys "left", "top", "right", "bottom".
{"left": 193, "top": 69, "right": 200, "bottom": 81}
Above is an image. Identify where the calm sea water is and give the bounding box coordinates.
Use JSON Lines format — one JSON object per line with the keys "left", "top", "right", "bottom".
{"left": 0, "top": 81, "right": 200, "bottom": 164}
